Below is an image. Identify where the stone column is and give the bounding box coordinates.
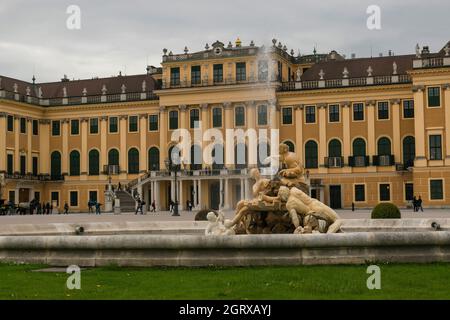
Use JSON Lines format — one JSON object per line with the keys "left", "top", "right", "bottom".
{"left": 159, "top": 107, "right": 167, "bottom": 169}
{"left": 318, "top": 104, "right": 327, "bottom": 169}
{"left": 294, "top": 105, "right": 303, "bottom": 163}
{"left": 179, "top": 179, "right": 183, "bottom": 210}
{"left": 119, "top": 115, "right": 127, "bottom": 174}
{"left": 39, "top": 120, "right": 50, "bottom": 175}
{"left": 14, "top": 116, "right": 19, "bottom": 173}
{"left": 26, "top": 118, "right": 32, "bottom": 174}
{"left": 223, "top": 178, "right": 230, "bottom": 209}
{"left": 155, "top": 181, "right": 161, "bottom": 211}
{"left": 413, "top": 86, "right": 426, "bottom": 167}
{"left": 244, "top": 178, "right": 249, "bottom": 199}
{"left": 170, "top": 177, "right": 175, "bottom": 202}
{"left": 62, "top": 119, "right": 69, "bottom": 175}
{"left": 391, "top": 99, "right": 401, "bottom": 164}
{"left": 192, "top": 179, "right": 198, "bottom": 208}
{"left": 197, "top": 179, "right": 202, "bottom": 210}
{"left": 0, "top": 113, "right": 7, "bottom": 172}
{"left": 240, "top": 178, "right": 245, "bottom": 201}
{"left": 444, "top": 84, "right": 450, "bottom": 165}
{"left": 341, "top": 102, "right": 351, "bottom": 165}
{"left": 219, "top": 179, "right": 224, "bottom": 208}
{"left": 247, "top": 100, "right": 256, "bottom": 130}
{"left": 80, "top": 118, "right": 88, "bottom": 177}
{"left": 200, "top": 104, "right": 209, "bottom": 153}
{"left": 366, "top": 100, "right": 376, "bottom": 161}
{"left": 100, "top": 116, "right": 108, "bottom": 173}
{"left": 268, "top": 99, "right": 278, "bottom": 129}
{"left": 139, "top": 114, "right": 147, "bottom": 173}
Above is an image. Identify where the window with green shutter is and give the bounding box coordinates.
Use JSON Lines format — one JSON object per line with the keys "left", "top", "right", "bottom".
{"left": 89, "top": 118, "right": 98, "bottom": 134}
{"left": 427, "top": 87, "right": 440, "bottom": 107}
{"left": 430, "top": 179, "right": 443, "bottom": 200}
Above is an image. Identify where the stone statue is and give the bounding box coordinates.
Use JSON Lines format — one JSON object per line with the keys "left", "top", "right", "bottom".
{"left": 205, "top": 211, "right": 235, "bottom": 236}
{"left": 278, "top": 143, "right": 305, "bottom": 187}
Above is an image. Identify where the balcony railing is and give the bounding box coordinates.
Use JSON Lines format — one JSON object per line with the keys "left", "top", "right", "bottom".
{"left": 161, "top": 78, "right": 277, "bottom": 89}
{"left": 4, "top": 173, "right": 64, "bottom": 181}
{"left": 373, "top": 155, "right": 395, "bottom": 166}
{"left": 348, "top": 156, "right": 370, "bottom": 167}
{"left": 324, "top": 157, "right": 344, "bottom": 168}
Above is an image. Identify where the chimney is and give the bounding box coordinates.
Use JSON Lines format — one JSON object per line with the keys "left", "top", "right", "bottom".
{"left": 351, "top": 53, "right": 356, "bottom": 59}
{"left": 61, "top": 74, "right": 69, "bottom": 82}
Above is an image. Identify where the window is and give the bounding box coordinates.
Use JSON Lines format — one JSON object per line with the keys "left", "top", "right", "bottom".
{"left": 169, "top": 110, "right": 178, "bottom": 130}
{"left": 377, "top": 138, "right": 391, "bottom": 155}
{"left": 89, "top": 191, "right": 98, "bottom": 203}
{"left": 257, "top": 105, "right": 268, "bottom": 126}
{"left": 282, "top": 107, "right": 293, "bottom": 125}
{"left": 108, "top": 149, "right": 119, "bottom": 166}
{"left": 70, "top": 191, "right": 78, "bottom": 207}
{"left": 190, "top": 109, "right": 199, "bottom": 128}
{"left": 148, "top": 147, "right": 160, "bottom": 171}
{"left": 329, "top": 104, "right": 340, "bottom": 122}
{"left": 379, "top": 184, "right": 390, "bottom": 201}
{"left": 128, "top": 116, "right": 138, "bottom": 132}
{"left": 20, "top": 155, "right": 26, "bottom": 175}
{"left": 305, "top": 106, "right": 316, "bottom": 123}
{"left": 32, "top": 156, "right": 38, "bottom": 176}
{"left": 427, "top": 87, "right": 440, "bottom": 107}
{"left": 305, "top": 140, "right": 318, "bottom": 168}
{"left": 51, "top": 192, "right": 59, "bottom": 207}
{"left": 405, "top": 183, "right": 414, "bottom": 201}
{"left": 284, "top": 141, "right": 295, "bottom": 152}
{"left": 32, "top": 120, "right": 38, "bottom": 135}
{"left": 430, "top": 179, "right": 444, "bottom": 200}
{"left": 277, "top": 61, "right": 282, "bottom": 81}
{"left": 88, "top": 149, "right": 100, "bottom": 175}
{"left": 403, "top": 136, "right": 415, "bottom": 168}
{"left": 128, "top": 148, "right": 139, "bottom": 174}
{"left": 354, "top": 184, "right": 365, "bottom": 202}
{"left": 235, "top": 106, "right": 245, "bottom": 126}
{"left": 257, "top": 143, "right": 269, "bottom": 168}
{"left": 52, "top": 120, "right": 60, "bottom": 136}
{"left": 234, "top": 143, "right": 247, "bottom": 169}
{"left": 109, "top": 117, "right": 118, "bottom": 133}
{"left": 258, "top": 60, "right": 268, "bottom": 81}
{"left": 353, "top": 103, "right": 364, "bottom": 121}
{"left": 213, "top": 64, "right": 223, "bottom": 83}
{"left": 50, "top": 151, "right": 61, "bottom": 178}
{"left": 191, "top": 145, "right": 203, "bottom": 170}
{"left": 236, "top": 62, "right": 246, "bottom": 81}
{"left": 403, "top": 100, "right": 414, "bottom": 118}
{"left": 70, "top": 119, "right": 79, "bottom": 135}
{"left": 7, "top": 154, "right": 13, "bottom": 174}
{"left": 328, "top": 139, "right": 342, "bottom": 157}
{"left": 69, "top": 150, "right": 80, "bottom": 176}
{"left": 212, "top": 108, "right": 222, "bottom": 128}
{"left": 149, "top": 114, "right": 158, "bottom": 131}
{"left": 429, "top": 135, "right": 442, "bottom": 160}
{"left": 170, "top": 67, "right": 180, "bottom": 86}
{"left": 353, "top": 139, "right": 366, "bottom": 156}
{"left": 191, "top": 65, "right": 201, "bottom": 85}
{"left": 377, "top": 101, "right": 389, "bottom": 120}
{"left": 89, "top": 118, "right": 98, "bottom": 134}
{"left": 20, "top": 117, "right": 26, "bottom": 133}
{"left": 7, "top": 115, "right": 13, "bottom": 131}
{"left": 9, "top": 190, "right": 15, "bottom": 204}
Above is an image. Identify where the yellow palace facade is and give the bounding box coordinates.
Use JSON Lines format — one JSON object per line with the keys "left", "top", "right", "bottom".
{"left": 1, "top": 38, "right": 450, "bottom": 212}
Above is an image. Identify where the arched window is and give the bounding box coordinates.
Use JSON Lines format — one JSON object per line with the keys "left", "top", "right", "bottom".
{"left": 305, "top": 140, "right": 318, "bottom": 168}
{"left": 377, "top": 137, "right": 391, "bottom": 155}
{"left": 50, "top": 151, "right": 61, "bottom": 178}
{"left": 328, "top": 139, "right": 342, "bottom": 157}
{"left": 69, "top": 150, "right": 80, "bottom": 176}
{"left": 212, "top": 144, "right": 224, "bottom": 169}
{"left": 235, "top": 143, "right": 247, "bottom": 169}
{"left": 190, "top": 145, "right": 202, "bottom": 170}
{"left": 128, "top": 148, "right": 139, "bottom": 174}
{"left": 403, "top": 136, "right": 415, "bottom": 167}
{"left": 148, "top": 147, "right": 160, "bottom": 171}
{"left": 108, "top": 149, "right": 119, "bottom": 166}
{"left": 168, "top": 145, "right": 181, "bottom": 170}
{"left": 88, "top": 149, "right": 100, "bottom": 175}
{"left": 353, "top": 138, "right": 366, "bottom": 156}
{"left": 257, "top": 142, "right": 270, "bottom": 167}
{"left": 283, "top": 141, "right": 295, "bottom": 153}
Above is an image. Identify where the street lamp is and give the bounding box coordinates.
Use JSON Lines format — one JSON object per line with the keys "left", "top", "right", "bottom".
{"left": 164, "top": 157, "right": 180, "bottom": 216}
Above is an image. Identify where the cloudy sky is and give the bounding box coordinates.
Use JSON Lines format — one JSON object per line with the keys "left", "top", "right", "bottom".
{"left": 0, "top": 0, "right": 449, "bottom": 82}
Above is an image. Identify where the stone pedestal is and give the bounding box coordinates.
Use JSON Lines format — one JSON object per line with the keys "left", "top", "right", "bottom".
{"left": 114, "top": 198, "right": 121, "bottom": 215}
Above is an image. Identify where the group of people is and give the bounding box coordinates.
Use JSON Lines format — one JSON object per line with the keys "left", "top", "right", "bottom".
{"left": 26, "top": 199, "right": 53, "bottom": 215}
{"left": 87, "top": 200, "right": 102, "bottom": 215}
{"left": 412, "top": 196, "right": 424, "bottom": 212}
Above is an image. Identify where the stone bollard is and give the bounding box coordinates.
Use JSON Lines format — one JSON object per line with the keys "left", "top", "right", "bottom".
{"left": 114, "top": 198, "right": 121, "bottom": 215}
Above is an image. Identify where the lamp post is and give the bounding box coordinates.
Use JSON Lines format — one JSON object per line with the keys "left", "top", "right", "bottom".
{"left": 165, "top": 158, "right": 179, "bottom": 216}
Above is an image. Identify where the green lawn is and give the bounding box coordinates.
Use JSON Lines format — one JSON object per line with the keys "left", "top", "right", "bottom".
{"left": 0, "top": 263, "right": 449, "bottom": 300}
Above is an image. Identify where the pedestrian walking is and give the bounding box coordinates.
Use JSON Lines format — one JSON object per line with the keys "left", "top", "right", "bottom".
{"left": 45, "top": 202, "right": 51, "bottom": 215}
{"left": 151, "top": 200, "right": 156, "bottom": 212}
{"left": 413, "top": 196, "right": 418, "bottom": 212}
{"left": 135, "top": 198, "right": 143, "bottom": 215}
{"left": 417, "top": 196, "right": 424, "bottom": 212}
{"left": 88, "top": 200, "right": 94, "bottom": 214}
{"left": 63, "top": 202, "right": 69, "bottom": 214}
{"left": 95, "top": 202, "right": 101, "bottom": 215}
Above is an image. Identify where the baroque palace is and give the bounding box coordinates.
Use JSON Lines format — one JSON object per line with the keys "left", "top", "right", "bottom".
{"left": 1, "top": 38, "right": 450, "bottom": 212}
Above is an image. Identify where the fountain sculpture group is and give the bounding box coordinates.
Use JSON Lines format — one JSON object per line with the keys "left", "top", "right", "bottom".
{"left": 206, "top": 143, "right": 342, "bottom": 235}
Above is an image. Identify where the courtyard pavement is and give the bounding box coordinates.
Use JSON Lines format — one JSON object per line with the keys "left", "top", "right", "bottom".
{"left": 0, "top": 208, "right": 448, "bottom": 225}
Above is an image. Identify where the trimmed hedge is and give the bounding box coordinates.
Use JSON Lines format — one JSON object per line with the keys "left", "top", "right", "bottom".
{"left": 371, "top": 203, "right": 401, "bottom": 219}
{"left": 194, "top": 209, "right": 217, "bottom": 221}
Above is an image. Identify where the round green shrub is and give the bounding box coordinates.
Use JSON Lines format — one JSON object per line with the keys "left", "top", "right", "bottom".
{"left": 194, "top": 209, "right": 217, "bottom": 221}
{"left": 371, "top": 203, "right": 401, "bottom": 219}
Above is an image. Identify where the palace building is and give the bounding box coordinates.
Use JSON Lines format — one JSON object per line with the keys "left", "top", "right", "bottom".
{"left": 1, "top": 38, "right": 450, "bottom": 211}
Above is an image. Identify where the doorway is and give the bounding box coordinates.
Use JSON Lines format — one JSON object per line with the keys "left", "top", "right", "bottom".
{"left": 210, "top": 182, "right": 220, "bottom": 210}
{"left": 329, "top": 185, "right": 342, "bottom": 209}
{"left": 19, "top": 188, "right": 30, "bottom": 203}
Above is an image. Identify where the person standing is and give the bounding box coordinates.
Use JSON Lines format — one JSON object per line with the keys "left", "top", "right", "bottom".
{"left": 46, "top": 202, "right": 51, "bottom": 215}
{"left": 417, "top": 196, "right": 424, "bottom": 212}
{"left": 135, "top": 198, "right": 142, "bottom": 215}
{"left": 151, "top": 200, "right": 156, "bottom": 213}
{"left": 95, "top": 202, "right": 101, "bottom": 215}
{"left": 63, "top": 202, "right": 69, "bottom": 214}
{"left": 412, "top": 196, "right": 418, "bottom": 212}
{"left": 88, "top": 200, "right": 93, "bottom": 214}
